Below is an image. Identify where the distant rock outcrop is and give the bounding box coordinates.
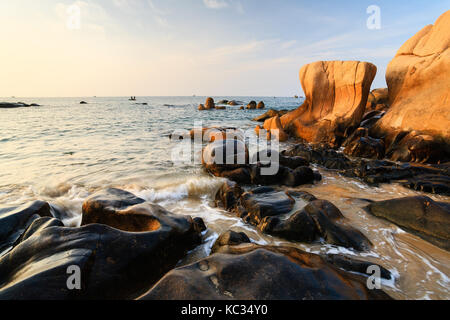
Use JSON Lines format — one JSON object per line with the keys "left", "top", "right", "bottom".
{"left": 371, "top": 11, "right": 450, "bottom": 160}
{"left": 280, "top": 61, "right": 377, "bottom": 146}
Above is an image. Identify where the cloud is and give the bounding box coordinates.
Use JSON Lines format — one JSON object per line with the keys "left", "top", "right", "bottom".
{"left": 203, "top": 0, "right": 229, "bottom": 9}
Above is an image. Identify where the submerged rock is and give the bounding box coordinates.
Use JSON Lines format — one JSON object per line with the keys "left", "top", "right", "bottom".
{"left": 140, "top": 244, "right": 392, "bottom": 300}
{"left": 365, "top": 196, "right": 450, "bottom": 250}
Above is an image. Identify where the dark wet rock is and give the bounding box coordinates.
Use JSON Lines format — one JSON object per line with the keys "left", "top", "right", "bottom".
{"left": 283, "top": 166, "right": 316, "bottom": 187}
{"left": 198, "top": 104, "right": 205, "bottom": 110}
{"left": 287, "top": 190, "right": 318, "bottom": 202}
{"left": 0, "top": 102, "right": 31, "bottom": 108}
{"left": 260, "top": 200, "right": 371, "bottom": 251}
{"left": 0, "top": 201, "right": 53, "bottom": 256}
{"left": 80, "top": 101, "right": 87, "bottom": 104}
{"left": 280, "top": 154, "right": 310, "bottom": 169}
{"left": 215, "top": 180, "right": 244, "bottom": 211}
{"left": 81, "top": 189, "right": 202, "bottom": 241}
{"left": 202, "top": 139, "right": 249, "bottom": 175}
{"left": 323, "top": 254, "right": 391, "bottom": 280}
{"left": 0, "top": 211, "right": 201, "bottom": 299}
{"left": 219, "top": 167, "right": 252, "bottom": 184}
{"left": 217, "top": 100, "right": 229, "bottom": 105}
{"left": 246, "top": 101, "right": 257, "bottom": 110}
{"left": 284, "top": 143, "right": 450, "bottom": 195}
{"left": 249, "top": 161, "right": 319, "bottom": 187}
{"left": 140, "top": 244, "right": 392, "bottom": 300}
{"left": 403, "top": 174, "right": 450, "bottom": 196}
{"left": 240, "top": 187, "right": 295, "bottom": 226}
{"left": 365, "top": 196, "right": 450, "bottom": 251}
{"left": 343, "top": 128, "right": 385, "bottom": 159}
{"left": 252, "top": 109, "right": 288, "bottom": 122}
{"left": 257, "top": 101, "right": 265, "bottom": 109}
{"left": 193, "top": 217, "right": 207, "bottom": 233}
{"left": 384, "top": 131, "right": 449, "bottom": 164}
{"left": 211, "top": 230, "right": 251, "bottom": 253}
{"left": 283, "top": 143, "right": 353, "bottom": 170}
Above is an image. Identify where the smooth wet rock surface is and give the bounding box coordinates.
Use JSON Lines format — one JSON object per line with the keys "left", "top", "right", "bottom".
{"left": 365, "top": 196, "right": 450, "bottom": 250}
{"left": 140, "top": 244, "right": 392, "bottom": 300}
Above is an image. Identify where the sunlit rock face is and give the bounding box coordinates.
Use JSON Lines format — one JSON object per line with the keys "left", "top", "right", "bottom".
{"left": 280, "top": 60, "right": 377, "bottom": 146}
{"left": 372, "top": 11, "right": 450, "bottom": 151}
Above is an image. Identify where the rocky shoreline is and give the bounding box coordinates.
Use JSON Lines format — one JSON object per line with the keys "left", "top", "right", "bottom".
{"left": 0, "top": 11, "right": 449, "bottom": 300}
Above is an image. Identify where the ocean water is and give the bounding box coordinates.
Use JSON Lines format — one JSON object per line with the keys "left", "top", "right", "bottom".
{"left": 0, "top": 96, "right": 449, "bottom": 300}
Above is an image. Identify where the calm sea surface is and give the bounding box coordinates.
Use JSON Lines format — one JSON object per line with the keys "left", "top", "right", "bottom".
{"left": 0, "top": 96, "right": 449, "bottom": 299}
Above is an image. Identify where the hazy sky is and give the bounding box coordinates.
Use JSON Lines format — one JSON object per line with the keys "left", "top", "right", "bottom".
{"left": 1, "top": 0, "right": 449, "bottom": 97}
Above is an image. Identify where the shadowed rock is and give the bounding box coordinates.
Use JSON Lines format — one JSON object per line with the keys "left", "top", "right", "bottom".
{"left": 0, "top": 206, "right": 202, "bottom": 300}
{"left": 365, "top": 196, "right": 450, "bottom": 250}
{"left": 140, "top": 244, "right": 392, "bottom": 300}
{"left": 0, "top": 201, "right": 53, "bottom": 256}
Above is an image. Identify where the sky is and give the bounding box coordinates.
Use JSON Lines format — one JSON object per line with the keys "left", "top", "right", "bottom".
{"left": 0, "top": 0, "right": 448, "bottom": 97}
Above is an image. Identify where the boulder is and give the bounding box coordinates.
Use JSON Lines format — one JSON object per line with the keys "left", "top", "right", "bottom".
{"left": 140, "top": 244, "right": 392, "bottom": 300}
{"left": 371, "top": 11, "right": 450, "bottom": 162}
{"left": 343, "top": 128, "right": 385, "bottom": 159}
{"left": 0, "top": 212, "right": 201, "bottom": 299}
{"left": 403, "top": 174, "right": 450, "bottom": 196}
{"left": 202, "top": 139, "right": 249, "bottom": 176}
{"left": 205, "top": 97, "right": 215, "bottom": 110}
{"left": 366, "top": 88, "right": 389, "bottom": 111}
{"left": 252, "top": 109, "right": 288, "bottom": 122}
{"left": 80, "top": 101, "right": 87, "bottom": 104}
{"left": 262, "top": 116, "right": 289, "bottom": 142}
{"left": 257, "top": 101, "right": 265, "bottom": 109}
{"left": 385, "top": 131, "right": 446, "bottom": 163}
{"left": 281, "top": 61, "right": 377, "bottom": 146}
{"left": 198, "top": 104, "right": 205, "bottom": 110}
{"left": 246, "top": 101, "right": 257, "bottom": 109}
{"left": 0, "top": 201, "right": 53, "bottom": 256}
{"left": 211, "top": 230, "right": 251, "bottom": 253}
{"left": 240, "top": 187, "right": 295, "bottom": 226}
{"left": 365, "top": 196, "right": 450, "bottom": 250}
{"left": 260, "top": 200, "right": 372, "bottom": 251}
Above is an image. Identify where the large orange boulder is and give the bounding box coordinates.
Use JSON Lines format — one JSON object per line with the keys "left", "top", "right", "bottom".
{"left": 263, "top": 116, "right": 289, "bottom": 142}
{"left": 280, "top": 61, "right": 377, "bottom": 146}
{"left": 372, "top": 11, "right": 450, "bottom": 150}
